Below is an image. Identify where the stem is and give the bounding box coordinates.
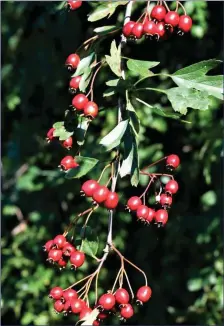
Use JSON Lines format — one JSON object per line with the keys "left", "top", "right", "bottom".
{"left": 135, "top": 87, "right": 167, "bottom": 94}
{"left": 97, "top": 163, "right": 111, "bottom": 183}
{"left": 86, "top": 64, "right": 103, "bottom": 101}
{"left": 139, "top": 175, "right": 156, "bottom": 199}
{"left": 176, "top": 1, "right": 187, "bottom": 14}
{"left": 141, "top": 156, "right": 167, "bottom": 171}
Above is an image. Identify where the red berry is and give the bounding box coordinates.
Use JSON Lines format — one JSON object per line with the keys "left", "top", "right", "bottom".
{"left": 136, "top": 205, "right": 149, "bottom": 220}
{"left": 104, "top": 192, "right": 119, "bottom": 209}
{"left": 53, "top": 235, "right": 67, "bottom": 249}
{"left": 97, "top": 312, "right": 108, "bottom": 321}
{"left": 92, "top": 186, "right": 109, "bottom": 204}
{"left": 72, "top": 94, "right": 89, "bottom": 111}
{"left": 63, "top": 289, "right": 78, "bottom": 301}
{"left": 115, "top": 288, "right": 130, "bottom": 305}
{"left": 46, "top": 128, "right": 55, "bottom": 142}
{"left": 156, "top": 22, "right": 166, "bottom": 38}
{"left": 48, "top": 249, "right": 62, "bottom": 262}
{"left": 127, "top": 196, "right": 142, "bottom": 211}
{"left": 83, "top": 101, "right": 99, "bottom": 119}
{"left": 122, "top": 21, "right": 135, "bottom": 37}
{"left": 63, "top": 300, "right": 72, "bottom": 313}
{"left": 93, "top": 321, "right": 100, "bottom": 326}
{"left": 164, "top": 11, "right": 180, "bottom": 27}
{"left": 62, "top": 243, "right": 76, "bottom": 256}
{"left": 71, "top": 298, "right": 86, "bottom": 314}
{"left": 98, "top": 293, "right": 116, "bottom": 310}
{"left": 65, "top": 53, "right": 80, "bottom": 71}
{"left": 60, "top": 156, "right": 79, "bottom": 171}
{"left": 120, "top": 304, "right": 134, "bottom": 319}
{"left": 155, "top": 209, "right": 168, "bottom": 226}
{"left": 67, "top": 1, "right": 82, "bottom": 10}
{"left": 79, "top": 307, "right": 92, "bottom": 320}
{"left": 70, "top": 251, "right": 85, "bottom": 268}
{"left": 165, "top": 180, "right": 179, "bottom": 194}
{"left": 132, "top": 22, "right": 144, "bottom": 39}
{"left": 54, "top": 300, "right": 64, "bottom": 313}
{"left": 136, "top": 285, "right": 152, "bottom": 303}
{"left": 143, "top": 20, "right": 156, "bottom": 36}
{"left": 160, "top": 193, "right": 172, "bottom": 207}
{"left": 49, "top": 287, "right": 63, "bottom": 300}
{"left": 58, "top": 258, "right": 67, "bottom": 268}
{"left": 69, "top": 76, "right": 82, "bottom": 93}
{"left": 43, "top": 239, "right": 54, "bottom": 252}
{"left": 178, "top": 15, "right": 192, "bottom": 33}
{"left": 151, "top": 5, "right": 166, "bottom": 21}
{"left": 61, "top": 137, "right": 73, "bottom": 150}
{"left": 166, "top": 154, "right": 180, "bottom": 169}
{"left": 81, "top": 180, "right": 99, "bottom": 197}
{"left": 145, "top": 208, "right": 155, "bottom": 223}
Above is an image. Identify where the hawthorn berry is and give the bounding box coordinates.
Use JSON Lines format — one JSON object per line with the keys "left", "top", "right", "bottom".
{"left": 122, "top": 21, "right": 135, "bottom": 37}
{"left": 178, "top": 15, "right": 192, "bottom": 33}
{"left": 60, "top": 156, "right": 79, "bottom": 171}
{"left": 81, "top": 180, "right": 99, "bottom": 197}
{"left": 160, "top": 193, "right": 172, "bottom": 208}
{"left": 92, "top": 186, "right": 109, "bottom": 204}
{"left": 164, "top": 11, "right": 180, "bottom": 27}
{"left": 155, "top": 209, "right": 168, "bottom": 226}
{"left": 65, "top": 53, "right": 80, "bottom": 71}
{"left": 136, "top": 285, "right": 152, "bottom": 303}
{"left": 71, "top": 298, "right": 86, "bottom": 314}
{"left": 46, "top": 128, "right": 55, "bottom": 142}
{"left": 48, "top": 249, "right": 62, "bottom": 262}
{"left": 104, "top": 191, "right": 119, "bottom": 209}
{"left": 43, "top": 239, "right": 54, "bottom": 252}
{"left": 97, "top": 312, "right": 108, "bottom": 321}
{"left": 136, "top": 205, "right": 149, "bottom": 221}
{"left": 143, "top": 20, "right": 156, "bottom": 37}
{"left": 49, "top": 287, "right": 63, "bottom": 300}
{"left": 70, "top": 251, "right": 85, "bottom": 268}
{"left": 132, "top": 22, "right": 144, "bottom": 39}
{"left": 61, "top": 137, "right": 73, "bottom": 150}
{"left": 79, "top": 307, "right": 92, "bottom": 320}
{"left": 155, "top": 22, "right": 166, "bottom": 39}
{"left": 54, "top": 300, "right": 65, "bottom": 313}
{"left": 166, "top": 154, "right": 180, "bottom": 169}
{"left": 63, "top": 300, "right": 72, "bottom": 314}
{"left": 72, "top": 94, "right": 89, "bottom": 111}
{"left": 53, "top": 235, "right": 67, "bottom": 249}
{"left": 83, "top": 101, "right": 99, "bottom": 119}
{"left": 93, "top": 321, "right": 100, "bottom": 326}
{"left": 115, "top": 288, "right": 130, "bottom": 305}
{"left": 146, "top": 208, "right": 155, "bottom": 223}
{"left": 127, "top": 196, "right": 142, "bottom": 211}
{"left": 120, "top": 304, "right": 134, "bottom": 319}
{"left": 151, "top": 5, "right": 166, "bottom": 21}
{"left": 67, "top": 0, "right": 82, "bottom": 10}
{"left": 63, "top": 289, "right": 78, "bottom": 301}
{"left": 165, "top": 180, "right": 179, "bottom": 194}
{"left": 69, "top": 76, "right": 82, "bottom": 93}
{"left": 62, "top": 242, "right": 76, "bottom": 256}
{"left": 98, "top": 293, "right": 116, "bottom": 310}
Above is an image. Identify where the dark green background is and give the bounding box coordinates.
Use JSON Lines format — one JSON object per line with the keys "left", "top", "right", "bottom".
{"left": 1, "top": 1, "right": 223, "bottom": 325}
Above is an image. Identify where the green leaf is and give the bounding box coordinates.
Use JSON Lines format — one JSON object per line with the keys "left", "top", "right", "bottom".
{"left": 105, "top": 40, "right": 121, "bottom": 77}
{"left": 53, "top": 121, "right": 64, "bottom": 129}
{"left": 65, "top": 156, "right": 99, "bottom": 179}
{"left": 99, "top": 119, "right": 129, "bottom": 151}
{"left": 75, "top": 118, "right": 90, "bottom": 146}
{"left": 106, "top": 79, "right": 119, "bottom": 87}
{"left": 53, "top": 128, "right": 73, "bottom": 141}
{"left": 81, "top": 238, "right": 99, "bottom": 258}
{"left": 94, "top": 25, "right": 117, "bottom": 35}
{"left": 88, "top": 2, "right": 128, "bottom": 22}
{"left": 103, "top": 88, "right": 116, "bottom": 97}
{"left": 72, "top": 53, "right": 95, "bottom": 77}
{"left": 127, "top": 100, "right": 140, "bottom": 135}
{"left": 79, "top": 67, "right": 92, "bottom": 92}
{"left": 171, "top": 59, "right": 223, "bottom": 100}
{"left": 127, "top": 59, "right": 160, "bottom": 77}
{"left": 165, "top": 87, "right": 211, "bottom": 115}
{"left": 187, "top": 278, "right": 203, "bottom": 292}
{"left": 120, "top": 126, "right": 139, "bottom": 186}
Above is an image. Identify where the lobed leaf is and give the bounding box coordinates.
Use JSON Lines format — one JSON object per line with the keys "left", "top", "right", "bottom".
{"left": 105, "top": 40, "right": 121, "bottom": 77}
{"left": 81, "top": 238, "right": 99, "bottom": 258}
{"left": 127, "top": 59, "right": 160, "bottom": 77}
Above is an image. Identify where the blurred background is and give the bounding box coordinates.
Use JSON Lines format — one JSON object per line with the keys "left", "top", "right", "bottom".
{"left": 1, "top": 1, "right": 223, "bottom": 325}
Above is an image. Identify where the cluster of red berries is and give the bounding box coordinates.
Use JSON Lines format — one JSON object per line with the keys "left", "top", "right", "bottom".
{"left": 123, "top": 4, "right": 192, "bottom": 41}
{"left": 43, "top": 235, "right": 85, "bottom": 269}
{"left": 127, "top": 155, "right": 180, "bottom": 227}
{"left": 67, "top": 0, "right": 82, "bottom": 11}
{"left": 81, "top": 180, "right": 119, "bottom": 209}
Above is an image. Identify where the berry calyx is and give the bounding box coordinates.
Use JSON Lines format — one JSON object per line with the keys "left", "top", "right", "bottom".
{"left": 63, "top": 289, "right": 78, "bottom": 301}
{"left": 65, "top": 53, "right": 80, "bottom": 71}
{"left": 127, "top": 196, "right": 142, "bottom": 211}
{"left": 120, "top": 304, "right": 134, "bottom": 319}
{"left": 104, "top": 191, "right": 119, "bottom": 209}
{"left": 62, "top": 242, "right": 76, "bottom": 256}
{"left": 165, "top": 180, "right": 179, "bottom": 194}
{"left": 166, "top": 154, "right": 180, "bottom": 169}
{"left": 98, "top": 293, "right": 116, "bottom": 310}
{"left": 151, "top": 5, "right": 166, "bottom": 21}
{"left": 70, "top": 251, "right": 85, "bottom": 268}
{"left": 61, "top": 137, "right": 73, "bottom": 150}
{"left": 69, "top": 76, "right": 82, "bottom": 93}
{"left": 53, "top": 235, "right": 67, "bottom": 249}
{"left": 43, "top": 239, "right": 54, "bottom": 252}
{"left": 164, "top": 11, "right": 180, "bottom": 27}
{"left": 79, "top": 307, "right": 92, "bottom": 320}
{"left": 92, "top": 186, "right": 109, "bottom": 204}
{"left": 71, "top": 298, "right": 86, "bottom": 314}
{"left": 155, "top": 209, "right": 168, "bottom": 226}
{"left": 136, "top": 205, "right": 149, "bottom": 221}
{"left": 81, "top": 180, "right": 99, "bottom": 197}
{"left": 122, "top": 21, "right": 135, "bottom": 37}
{"left": 83, "top": 101, "right": 99, "bottom": 119}
{"left": 48, "top": 249, "right": 62, "bottom": 262}
{"left": 136, "top": 285, "right": 152, "bottom": 303}
{"left": 54, "top": 300, "right": 65, "bottom": 313}
{"left": 115, "top": 288, "right": 130, "bottom": 305}
{"left": 132, "top": 22, "right": 144, "bottom": 39}
{"left": 146, "top": 208, "right": 155, "bottom": 223}
{"left": 60, "top": 156, "right": 79, "bottom": 171}
{"left": 49, "top": 287, "right": 63, "bottom": 300}
{"left": 67, "top": 1, "right": 82, "bottom": 10}
{"left": 143, "top": 20, "right": 156, "bottom": 37}
{"left": 46, "top": 128, "right": 55, "bottom": 142}
{"left": 72, "top": 94, "right": 89, "bottom": 111}
{"left": 160, "top": 193, "right": 172, "bottom": 208}
{"left": 178, "top": 15, "right": 192, "bottom": 33}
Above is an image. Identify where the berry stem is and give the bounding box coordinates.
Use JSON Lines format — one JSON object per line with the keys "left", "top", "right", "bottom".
{"left": 141, "top": 156, "right": 167, "bottom": 171}
{"left": 139, "top": 175, "right": 156, "bottom": 199}
{"left": 97, "top": 163, "right": 111, "bottom": 183}
{"left": 86, "top": 63, "right": 103, "bottom": 101}
{"left": 162, "top": 1, "right": 170, "bottom": 12}
{"left": 123, "top": 269, "right": 135, "bottom": 299}
{"left": 111, "top": 267, "right": 123, "bottom": 293}
{"left": 176, "top": 0, "right": 187, "bottom": 15}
